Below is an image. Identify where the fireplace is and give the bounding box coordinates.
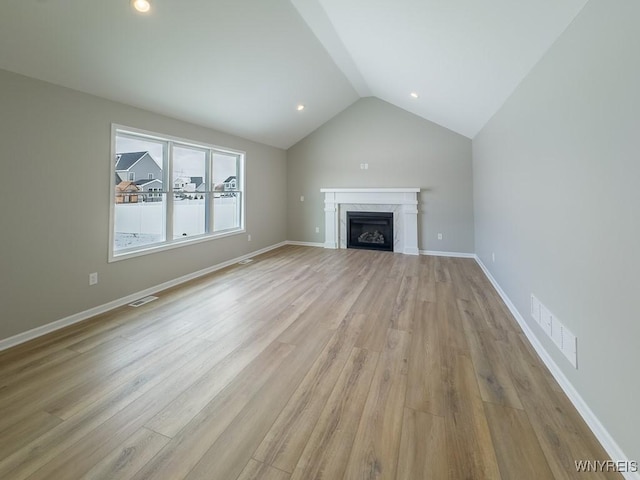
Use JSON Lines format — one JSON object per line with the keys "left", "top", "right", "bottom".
{"left": 321, "top": 188, "right": 419, "bottom": 255}
{"left": 347, "top": 211, "right": 393, "bottom": 252}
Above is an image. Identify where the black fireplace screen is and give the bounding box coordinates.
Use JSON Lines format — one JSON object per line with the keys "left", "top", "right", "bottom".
{"left": 347, "top": 211, "right": 393, "bottom": 252}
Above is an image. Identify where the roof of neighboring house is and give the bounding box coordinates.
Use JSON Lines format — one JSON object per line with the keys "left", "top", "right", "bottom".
{"left": 223, "top": 176, "right": 237, "bottom": 183}
{"left": 115, "top": 181, "right": 141, "bottom": 192}
{"left": 134, "top": 179, "right": 163, "bottom": 187}
{"left": 115, "top": 151, "right": 149, "bottom": 171}
{"left": 190, "top": 176, "right": 203, "bottom": 185}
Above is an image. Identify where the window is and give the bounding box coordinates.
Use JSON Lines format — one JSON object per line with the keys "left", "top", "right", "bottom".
{"left": 110, "top": 125, "right": 244, "bottom": 261}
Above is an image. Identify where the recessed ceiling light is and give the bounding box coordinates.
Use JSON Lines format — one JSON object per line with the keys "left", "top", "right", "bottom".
{"left": 410, "top": 92, "right": 419, "bottom": 99}
{"left": 132, "top": 0, "right": 151, "bottom": 13}
{"left": 296, "top": 104, "right": 305, "bottom": 111}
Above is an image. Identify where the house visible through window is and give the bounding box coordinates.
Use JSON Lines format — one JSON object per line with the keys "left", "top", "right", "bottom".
{"left": 110, "top": 126, "right": 244, "bottom": 260}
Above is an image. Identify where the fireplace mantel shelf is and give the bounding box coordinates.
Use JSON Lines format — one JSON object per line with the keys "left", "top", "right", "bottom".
{"left": 321, "top": 188, "right": 420, "bottom": 255}
{"left": 320, "top": 188, "right": 420, "bottom": 193}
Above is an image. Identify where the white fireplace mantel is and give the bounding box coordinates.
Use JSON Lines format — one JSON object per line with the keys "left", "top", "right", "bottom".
{"left": 321, "top": 188, "right": 420, "bottom": 255}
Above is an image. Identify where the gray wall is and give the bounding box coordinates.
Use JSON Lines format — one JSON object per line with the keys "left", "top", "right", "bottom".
{"left": 473, "top": 0, "right": 640, "bottom": 461}
{"left": 0, "top": 68, "right": 287, "bottom": 341}
{"left": 287, "top": 97, "right": 473, "bottom": 253}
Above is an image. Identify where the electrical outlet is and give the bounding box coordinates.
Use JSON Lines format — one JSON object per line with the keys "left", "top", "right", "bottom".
{"left": 364, "top": 163, "right": 369, "bottom": 169}
{"left": 315, "top": 227, "right": 320, "bottom": 233}
{"left": 300, "top": 195, "right": 304, "bottom": 202}
{"left": 437, "top": 233, "right": 443, "bottom": 240}
{"left": 89, "top": 272, "right": 98, "bottom": 286}
{"left": 492, "top": 252, "right": 495, "bottom": 263}
{"left": 247, "top": 234, "right": 252, "bottom": 242}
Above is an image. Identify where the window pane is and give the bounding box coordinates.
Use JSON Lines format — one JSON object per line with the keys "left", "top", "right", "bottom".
{"left": 213, "top": 152, "right": 238, "bottom": 190}
{"left": 173, "top": 145, "right": 207, "bottom": 239}
{"left": 114, "top": 135, "right": 166, "bottom": 252}
{"left": 114, "top": 193, "right": 167, "bottom": 251}
{"left": 214, "top": 192, "right": 241, "bottom": 231}
{"left": 213, "top": 152, "right": 240, "bottom": 231}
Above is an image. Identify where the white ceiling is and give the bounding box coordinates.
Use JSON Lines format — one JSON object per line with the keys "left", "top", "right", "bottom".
{"left": 0, "top": 0, "right": 587, "bottom": 148}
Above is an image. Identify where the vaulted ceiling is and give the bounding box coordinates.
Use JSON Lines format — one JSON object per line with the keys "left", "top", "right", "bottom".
{"left": 0, "top": 0, "right": 587, "bottom": 149}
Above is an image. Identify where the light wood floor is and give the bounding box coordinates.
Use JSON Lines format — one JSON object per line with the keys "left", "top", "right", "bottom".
{"left": 0, "top": 246, "right": 619, "bottom": 479}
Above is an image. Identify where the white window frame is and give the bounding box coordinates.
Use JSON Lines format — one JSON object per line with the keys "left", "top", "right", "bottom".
{"left": 109, "top": 124, "right": 246, "bottom": 262}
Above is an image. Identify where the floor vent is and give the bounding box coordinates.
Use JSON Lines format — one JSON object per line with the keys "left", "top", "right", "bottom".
{"left": 128, "top": 296, "right": 158, "bottom": 308}
{"left": 238, "top": 258, "right": 254, "bottom": 265}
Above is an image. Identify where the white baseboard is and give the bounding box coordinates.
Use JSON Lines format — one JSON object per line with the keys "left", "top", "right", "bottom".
{"left": 474, "top": 255, "right": 638, "bottom": 480}
{"left": 285, "top": 240, "right": 324, "bottom": 248}
{"left": 420, "top": 250, "right": 476, "bottom": 258}
{"left": 0, "top": 241, "right": 287, "bottom": 352}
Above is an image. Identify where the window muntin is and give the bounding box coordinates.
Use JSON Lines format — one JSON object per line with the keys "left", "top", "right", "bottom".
{"left": 110, "top": 126, "right": 244, "bottom": 261}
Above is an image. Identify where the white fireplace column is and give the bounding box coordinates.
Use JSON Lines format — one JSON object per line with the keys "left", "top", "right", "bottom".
{"left": 323, "top": 191, "right": 339, "bottom": 249}
{"left": 321, "top": 188, "right": 420, "bottom": 255}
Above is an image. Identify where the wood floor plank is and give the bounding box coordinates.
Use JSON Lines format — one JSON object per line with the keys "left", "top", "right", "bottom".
{"left": 343, "top": 328, "right": 410, "bottom": 480}
{"left": 443, "top": 353, "right": 502, "bottom": 480}
{"left": 181, "top": 331, "right": 335, "bottom": 480}
{"left": 42, "top": 324, "right": 205, "bottom": 420}
{"left": 417, "top": 255, "right": 436, "bottom": 287}
{"left": 390, "top": 275, "right": 418, "bottom": 332}
{"left": 0, "top": 347, "right": 80, "bottom": 387}
{"left": 254, "top": 313, "right": 368, "bottom": 473}
{"left": 458, "top": 298, "right": 523, "bottom": 410}
{"left": 484, "top": 403, "right": 555, "bottom": 480}
{"left": 0, "top": 411, "right": 62, "bottom": 460}
{"left": 128, "top": 341, "right": 299, "bottom": 480}
{"left": 465, "top": 266, "right": 516, "bottom": 336}
{"left": 77, "top": 427, "right": 170, "bottom": 480}
{"left": 396, "top": 407, "right": 447, "bottom": 480}
{"left": 290, "top": 347, "right": 379, "bottom": 480}
{"left": 405, "top": 301, "right": 445, "bottom": 417}
{"left": 448, "top": 258, "right": 474, "bottom": 301}
{"left": 237, "top": 459, "right": 290, "bottom": 480}
{"left": 0, "top": 312, "right": 124, "bottom": 369}
{"left": 0, "top": 338, "right": 215, "bottom": 480}
{"left": 354, "top": 273, "right": 404, "bottom": 352}
{"left": 145, "top": 298, "right": 317, "bottom": 438}
{"left": 318, "top": 277, "right": 369, "bottom": 330}
{"left": 433, "top": 256, "right": 452, "bottom": 283}
{"left": 436, "top": 282, "right": 469, "bottom": 357}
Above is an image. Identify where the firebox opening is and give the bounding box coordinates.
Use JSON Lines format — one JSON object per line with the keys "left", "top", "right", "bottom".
{"left": 347, "top": 211, "right": 393, "bottom": 252}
